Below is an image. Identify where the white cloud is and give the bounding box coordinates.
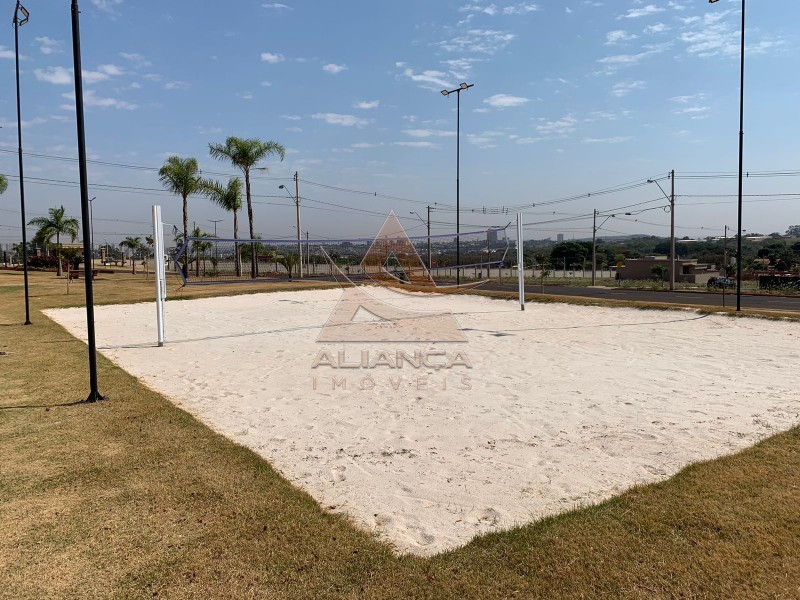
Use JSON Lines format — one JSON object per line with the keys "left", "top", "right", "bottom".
{"left": 483, "top": 94, "right": 530, "bottom": 108}
{"left": 618, "top": 5, "right": 664, "bottom": 19}
{"left": 312, "top": 113, "right": 370, "bottom": 127}
{"left": 611, "top": 80, "right": 646, "bottom": 97}
{"left": 402, "top": 129, "right": 455, "bottom": 138}
{"left": 61, "top": 90, "right": 136, "bottom": 110}
{"left": 392, "top": 141, "right": 438, "bottom": 148}
{"left": 582, "top": 136, "right": 632, "bottom": 144}
{"left": 605, "top": 30, "right": 637, "bottom": 45}
{"left": 402, "top": 68, "right": 452, "bottom": 89}
{"left": 261, "top": 81, "right": 272, "bottom": 87}
{"left": 442, "top": 58, "right": 478, "bottom": 79}
{"left": 644, "top": 23, "right": 669, "bottom": 34}
{"left": 351, "top": 142, "right": 381, "bottom": 149}
{"left": 0, "top": 46, "right": 15, "bottom": 60}
{"left": 535, "top": 114, "right": 577, "bottom": 136}
{"left": 35, "top": 37, "right": 62, "bottom": 55}
{"left": 437, "top": 29, "right": 516, "bottom": 54}
{"left": 673, "top": 105, "right": 710, "bottom": 115}
{"left": 262, "top": 3, "right": 292, "bottom": 9}
{"left": 322, "top": 63, "right": 347, "bottom": 74}
{"left": 82, "top": 64, "right": 124, "bottom": 84}
{"left": 35, "top": 66, "right": 72, "bottom": 85}
{"left": 260, "top": 52, "right": 285, "bottom": 63}
{"left": 90, "top": 0, "right": 123, "bottom": 12}
{"left": 119, "top": 52, "right": 151, "bottom": 68}
{"left": 459, "top": 3, "right": 541, "bottom": 16}
{"left": 597, "top": 43, "right": 670, "bottom": 72}
{"left": 163, "top": 81, "right": 189, "bottom": 90}
{"left": 281, "top": 114, "right": 302, "bottom": 120}
{"left": 354, "top": 100, "right": 380, "bottom": 109}
{"left": 670, "top": 93, "right": 707, "bottom": 104}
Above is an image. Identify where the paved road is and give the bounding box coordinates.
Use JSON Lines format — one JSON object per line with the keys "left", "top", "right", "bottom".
{"left": 479, "top": 283, "right": 800, "bottom": 312}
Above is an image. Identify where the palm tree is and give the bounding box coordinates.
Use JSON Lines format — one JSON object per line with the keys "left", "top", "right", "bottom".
{"left": 0, "top": 174, "right": 8, "bottom": 195}
{"left": 208, "top": 137, "right": 285, "bottom": 277}
{"left": 28, "top": 205, "right": 79, "bottom": 277}
{"left": 200, "top": 177, "right": 243, "bottom": 276}
{"left": 119, "top": 236, "right": 142, "bottom": 274}
{"left": 188, "top": 226, "right": 213, "bottom": 277}
{"left": 158, "top": 156, "right": 201, "bottom": 274}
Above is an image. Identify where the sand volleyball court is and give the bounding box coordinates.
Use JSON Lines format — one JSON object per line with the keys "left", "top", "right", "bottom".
{"left": 46, "top": 288, "right": 800, "bottom": 555}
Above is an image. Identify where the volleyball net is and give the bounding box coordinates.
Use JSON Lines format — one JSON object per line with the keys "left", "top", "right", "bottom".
{"left": 173, "top": 221, "right": 511, "bottom": 286}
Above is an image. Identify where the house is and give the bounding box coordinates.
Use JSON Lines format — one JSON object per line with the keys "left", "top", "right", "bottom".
{"left": 620, "top": 256, "right": 718, "bottom": 285}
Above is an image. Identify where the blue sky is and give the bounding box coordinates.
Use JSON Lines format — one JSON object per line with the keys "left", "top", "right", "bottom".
{"left": 1, "top": 0, "right": 799, "bottom": 247}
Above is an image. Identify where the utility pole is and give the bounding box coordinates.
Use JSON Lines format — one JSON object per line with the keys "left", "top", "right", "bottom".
{"left": 208, "top": 219, "right": 223, "bottom": 237}
{"left": 591, "top": 209, "right": 597, "bottom": 285}
{"left": 294, "top": 171, "right": 302, "bottom": 278}
{"left": 670, "top": 169, "right": 675, "bottom": 291}
{"left": 426, "top": 205, "right": 432, "bottom": 271}
{"left": 723, "top": 224, "right": 728, "bottom": 308}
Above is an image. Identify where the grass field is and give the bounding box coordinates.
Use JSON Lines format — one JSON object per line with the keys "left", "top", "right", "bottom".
{"left": 2, "top": 269, "right": 799, "bottom": 599}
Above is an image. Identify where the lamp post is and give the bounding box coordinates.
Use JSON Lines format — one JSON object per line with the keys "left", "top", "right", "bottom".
{"left": 441, "top": 82, "right": 473, "bottom": 286}
{"left": 208, "top": 219, "right": 223, "bottom": 237}
{"left": 647, "top": 171, "right": 675, "bottom": 291}
{"left": 13, "top": 1, "right": 31, "bottom": 325}
{"left": 410, "top": 209, "right": 432, "bottom": 271}
{"left": 279, "top": 173, "right": 303, "bottom": 277}
{"left": 592, "top": 211, "right": 631, "bottom": 285}
{"left": 71, "top": 0, "right": 105, "bottom": 403}
{"left": 709, "top": 0, "right": 744, "bottom": 311}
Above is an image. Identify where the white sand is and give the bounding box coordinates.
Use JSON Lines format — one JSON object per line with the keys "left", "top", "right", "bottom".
{"left": 45, "top": 288, "right": 800, "bottom": 556}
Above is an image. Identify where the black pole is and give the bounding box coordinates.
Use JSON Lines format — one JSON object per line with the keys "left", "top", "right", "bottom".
{"left": 71, "top": 0, "right": 105, "bottom": 403}
{"left": 456, "top": 89, "right": 460, "bottom": 286}
{"left": 14, "top": 2, "right": 31, "bottom": 325}
{"left": 736, "top": 0, "right": 745, "bottom": 312}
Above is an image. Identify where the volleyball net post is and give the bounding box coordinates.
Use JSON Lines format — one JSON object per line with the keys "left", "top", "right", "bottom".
{"left": 152, "top": 205, "right": 166, "bottom": 346}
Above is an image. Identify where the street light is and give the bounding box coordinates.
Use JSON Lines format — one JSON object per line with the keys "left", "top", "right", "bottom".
{"left": 279, "top": 173, "right": 303, "bottom": 277}
{"left": 409, "top": 209, "right": 432, "bottom": 271}
{"left": 441, "top": 82, "right": 473, "bottom": 286}
{"left": 647, "top": 171, "right": 675, "bottom": 291}
{"left": 592, "top": 211, "right": 631, "bottom": 285}
{"left": 13, "top": 1, "right": 31, "bottom": 325}
{"left": 710, "top": 0, "right": 744, "bottom": 311}
{"left": 71, "top": 0, "right": 105, "bottom": 403}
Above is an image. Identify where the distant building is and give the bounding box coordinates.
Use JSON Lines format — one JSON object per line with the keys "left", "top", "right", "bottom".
{"left": 620, "top": 256, "right": 719, "bottom": 285}
{"left": 486, "top": 229, "right": 498, "bottom": 244}
{"left": 557, "top": 233, "right": 564, "bottom": 242}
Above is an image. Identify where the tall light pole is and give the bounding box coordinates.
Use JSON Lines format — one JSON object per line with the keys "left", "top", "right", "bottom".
{"left": 208, "top": 219, "right": 223, "bottom": 237}
{"left": 72, "top": 0, "right": 104, "bottom": 403}
{"left": 441, "top": 82, "right": 473, "bottom": 286}
{"left": 410, "top": 209, "right": 432, "bottom": 271}
{"left": 710, "top": 0, "right": 744, "bottom": 311}
{"left": 279, "top": 173, "right": 303, "bottom": 277}
{"left": 647, "top": 171, "right": 675, "bottom": 291}
{"left": 13, "top": 1, "right": 31, "bottom": 325}
{"left": 592, "top": 211, "right": 631, "bottom": 285}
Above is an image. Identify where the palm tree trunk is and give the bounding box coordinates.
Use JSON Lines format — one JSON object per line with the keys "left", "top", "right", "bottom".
{"left": 182, "top": 193, "right": 189, "bottom": 278}
{"left": 132, "top": 251, "right": 136, "bottom": 275}
{"left": 56, "top": 232, "right": 62, "bottom": 277}
{"left": 245, "top": 168, "right": 257, "bottom": 278}
{"left": 233, "top": 208, "right": 241, "bottom": 277}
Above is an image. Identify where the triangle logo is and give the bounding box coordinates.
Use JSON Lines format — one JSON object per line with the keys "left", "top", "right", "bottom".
{"left": 316, "top": 212, "right": 467, "bottom": 343}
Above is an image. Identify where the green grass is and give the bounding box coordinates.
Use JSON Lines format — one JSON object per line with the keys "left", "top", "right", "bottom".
{"left": 2, "top": 269, "right": 800, "bottom": 598}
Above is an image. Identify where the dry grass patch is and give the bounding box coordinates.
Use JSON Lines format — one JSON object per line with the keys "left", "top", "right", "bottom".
{"left": 1, "top": 269, "right": 800, "bottom": 598}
